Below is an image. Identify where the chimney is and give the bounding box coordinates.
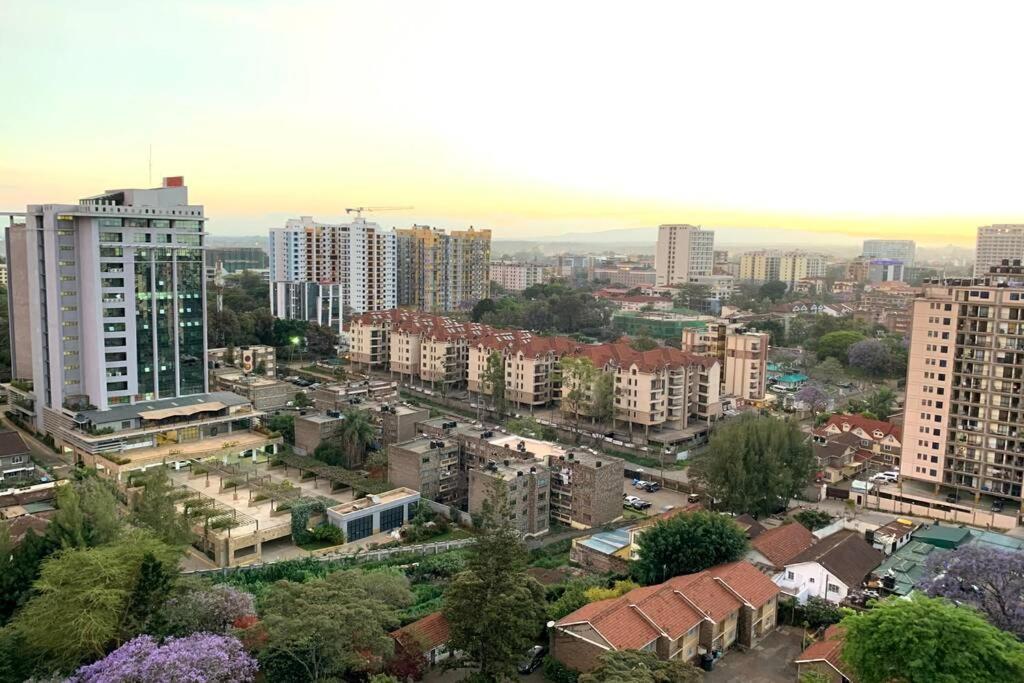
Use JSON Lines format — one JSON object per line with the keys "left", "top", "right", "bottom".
{"left": 163, "top": 176, "right": 184, "bottom": 187}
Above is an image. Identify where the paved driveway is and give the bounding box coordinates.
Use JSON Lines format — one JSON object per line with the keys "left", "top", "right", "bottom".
{"left": 705, "top": 626, "right": 804, "bottom": 683}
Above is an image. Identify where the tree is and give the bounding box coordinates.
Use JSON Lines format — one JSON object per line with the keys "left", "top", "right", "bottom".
{"left": 631, "top": 511, "right": 748, "bottom": 585}
{"left": 224, "top": 343, "right": 236, "bottom": 365}
{"left": 49, "top": 474, "right": 123, "bottom": 550}
{"left": 629, "top": 336, "right": 659, "bottom": 352}
{"left": 690, "top": 414, "right": 815, "bottom": 518}
{"left": 120, "top": 551, "right": 175, "bottom": 640}
{"left": 793, "top": 509, "right": 833, "bottom": 531}
{"left": 817, "top": 331, "right": 866, "bottom": 364}
{"left": 812, "top": 357, "right": 845, "bottom": 384}
{"left": 69, "top": 633, "right": 258, "bottom": 683}
{"left": 9, "top": 531, "right": 180, "bottom": 673}
{"left": 673, "top": 283, "right": 711, "bottom": 311}
{"left": 471, "top": 298, "right": 496, "bottom": 323}
{"left": 336, "top": 409, "right": 376, "bottom": 468}
{"left": 0, "top": 529, "right": 58, "bottom": 625}
{"left": 847, "top": 339, "right": 892, "bottom": 377}
{"left": 483, "top": 351, "right": 507, "bottom": 416}
{"left": 840, "top": 595, "right": 1024, "bottom": 683}
{"left": 794, "top": 384, "right": 830, "bottom": 415}
{"left": 259, "top": 568, "right": 413, "bottom": 681}
{"left": 444, "top": 480, "right": 547, "bottom": 680}
{"left": 158, "top": 582, "right": 256, "bottom": 637}
{"left": 131, "top": 468, "right": 193, "bottom": 546}
{"left": 863, "top": 387, "right": 896, "bottom": 421}
{"left": 306, "top": 322, "right": 338, "bottom": 358}
{"left": 799, "top": 596, "right": 843, "bottom": 629}
{"left": 579, "top": 649, "right": 702, "bottom": 683}
{"left": 293, "top": 391, "right": 313, "bottom": 408}
{"left": 560, "top": 356, "right": 597, "bottom": 436}
{"left": 267, "top": 414, "right": 295, "bottom": 444}
{"left": 255, "top": 360, "right": 267, "bottom": 376}
{"left": 917, "top": 545, "right": 1024, "bottom": 638}
{"left": 591, "top": 372, "right": 615, "bottom": 424}
{"left": 759, "top": 280, "right": 788, "bottom": 302}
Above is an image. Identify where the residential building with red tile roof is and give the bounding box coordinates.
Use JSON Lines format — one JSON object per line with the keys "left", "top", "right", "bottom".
{"left": 551, "top": 561, "right": 780, "bottom": 672}
{"left": 795, "top": 625, "right": 855, "bottom": 682}
{"left": 814, "top": 414, "right": 902, "bottom": 470}
{"left": 390, "top": 612, "right": 454, "bottom": 667}
{"left": 747, "top": 522, "right": 817, "bottom": 569}
{"left": 776, "top": 529, "right": 884, "bottom": 604}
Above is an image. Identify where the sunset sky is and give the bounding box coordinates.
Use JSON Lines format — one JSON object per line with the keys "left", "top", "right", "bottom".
{"left": 2, "top": 1, "right": 1022, "bottom": 245}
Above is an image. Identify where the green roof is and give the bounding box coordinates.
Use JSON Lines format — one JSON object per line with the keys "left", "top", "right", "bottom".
{"left": 970, "top": 529, "right": 1024, "bottom": 552}
{"left": 875, "top": 540, "right": 946, "bottom": 595}
{"left": 913, "top": 525, "right": 973, "bottom": 549}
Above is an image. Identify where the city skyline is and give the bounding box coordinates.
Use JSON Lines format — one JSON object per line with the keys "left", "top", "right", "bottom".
{"left": 4, "top": 2, "right": 1024, "bottom": 245}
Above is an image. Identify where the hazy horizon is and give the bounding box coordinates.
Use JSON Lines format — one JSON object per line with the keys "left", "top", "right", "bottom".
{"left": 4, "top": 2, "right": 1022, "bottom": 248}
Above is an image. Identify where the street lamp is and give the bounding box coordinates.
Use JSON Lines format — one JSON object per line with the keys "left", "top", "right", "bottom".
{"left": 289, "top": 336, "right": 302, "bottom": 366}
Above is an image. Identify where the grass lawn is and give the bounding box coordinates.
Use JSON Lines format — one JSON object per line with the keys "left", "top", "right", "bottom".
{"left": 621, "top": 507, "right": 647, "bottom": 521}
{"left": 408, "top": 527, "right": 474, "bottom": 544}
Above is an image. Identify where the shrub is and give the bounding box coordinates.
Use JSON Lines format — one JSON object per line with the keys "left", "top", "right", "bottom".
{"left": 310, "top": 523, "right": 345, "bottom": 546}
{"left": 542, "top": 655, "right": 579, "bottom": 683}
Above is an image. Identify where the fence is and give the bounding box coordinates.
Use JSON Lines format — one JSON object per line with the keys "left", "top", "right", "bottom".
{"left": 182, "top": 537, "right": 477, "bottom": 576}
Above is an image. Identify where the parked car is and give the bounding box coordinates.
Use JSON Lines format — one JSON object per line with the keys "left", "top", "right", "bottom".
{"left": 630, "top": 498, "right": 652, "bottom": 510}
{"left": 687, "top": 493, "right": 701, "bottom": 503}
{"left": 991, "top": 499, "right": 1005, "bottom": 513}
{"left": 945, "top": 492, "right": 959, "bottom": 503}
{"left": 518, "top": 645, "right": 546, "bottom": 674}
{"left": 644, "top": 482, "right": 661, "bottom": 493}
{"left": 624, "top": 495, "right": 642, "bottom": 507}
{"left": 633, "top": 480, "right": 650, "bottom": 489}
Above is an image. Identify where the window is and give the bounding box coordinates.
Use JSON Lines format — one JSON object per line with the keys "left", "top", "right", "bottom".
{"left": 787, "top": 571, "right": 795, "bottom": 580}
{"left": 380, "top": 505, "right": 405, "bottom": 532}
{"left": 827, "top": 582, "right": 841, "bottom": 593}
{"left": 11, "top": 456, "right": 23, "bottom": 464}
{"left": 99, "top": 232, "right": 122, "bottom": 242}
{"left": 809, "top": 577, "right": 815, "bottom": 583}
{"left": 346, "top": 515, "right": 373, "bottom": 542}
{"left": 99, "top": 218, "right": 123, "bottom": 227}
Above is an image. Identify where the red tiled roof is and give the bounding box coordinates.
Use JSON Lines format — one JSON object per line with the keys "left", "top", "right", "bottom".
{"left": 815, "top": 414, "right": 902, "bottom": 443}
{"left": 751, "top": 523, "right": 816, "bottom": 568}
{"left": 391, "top": 612, "right": 450, "bottom": 652}
{"left": 796, "top": 625, "right": 853, "bottom": 680}
{"left": 556, "top": 561, "right": 779, "bottom": 649}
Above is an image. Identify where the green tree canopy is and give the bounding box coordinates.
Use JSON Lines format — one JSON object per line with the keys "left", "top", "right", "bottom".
{"left": 759, "top": 280, "right": 788, "bottom": 302}
{"left": 130, "top": 468, "right": 193, "bottom": 546}
{"left": 841, "top": 595, "right": 1024, "bottom": 683}
{"left": 579, "top": 649, "right": 702, "bottom": 682}
{"left": 817, "top": 330, "right": 866, "bottom": 364}
{"left": 444, "top": 480, "right": 547, "bottom": 680}
{"left": 259, "top": 568, "right": 414, "bottom": 681}
{"left": 690, "top": 414, "right": 815, "bottom": 518}
{"left": 591, "top": 372, "right": 615, "bottom": 424}
{"left": 483, "top": 350, "right": 507, "bottom": 416}
{"left": 631, "top": 511, "right": 748, "bottom": 585}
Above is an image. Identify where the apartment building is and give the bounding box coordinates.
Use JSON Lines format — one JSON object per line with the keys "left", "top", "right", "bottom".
{"left": 490, "top": 260, "right": 549, "bottom": 292}
{"left": 863, "top": 239, "right": 915, "bottom": 267}
{"left": 739, "top": 251, "right": 781, "bottom": 283}
{"left": 868, "top": 258, "right": 905, "bottom": 284}
{"left": 3, "top": 180, "right": 281, "bottom": 475}
{"left": 682, "top": 322, "right": 769, "bottom": 401}
{"left": 590, "top": 266, "right": 657, "bottom": 288}
{"left": 566, "top": 343, "right": 721, "bottom": 437}
{"left": 655, "top": 224, "right": 714, "bottom": 286}
{"left": 389, "top": 435, "right": 462, "bottom": 506}
{"left": 208, "top": 344, "right": 276, "bottom": 377}
{"left": 974, "top": 225, "right": 1024, "bottom": 277}
{"left": 552, "top": 561, "right": 779, "bottom": 672}
{"left": 269, "top": 215, "right": 396, "bottom": 324}
{"left": 0, "top": 262, "right": 7, "bottom": 287}
{"left": 212, "top": 372, "right": 292, "bottom": 411}
{"left": 900, "top": 263, "right": 1024, "bottom": 510}
{"left": 815, "top": 414, "right": 902, "bottom": 470}
{"left": 469, "top": 459, "right": 550, "bottom": 537}
{"left": 468, "top": 332, "right": 577, "bottom": 409}
{"left": 395, "top": 225, "right": 491, "bottom": 312}
{"left": 779, "top": 252, "right": 827, "bottom": 290}
{"left": 406, "top": 417, "right": 624, "bottom": 529}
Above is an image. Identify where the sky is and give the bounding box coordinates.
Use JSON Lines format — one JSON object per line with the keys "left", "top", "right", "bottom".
{"left": 2, "top": 1, "right": 1022, "bottom": 246}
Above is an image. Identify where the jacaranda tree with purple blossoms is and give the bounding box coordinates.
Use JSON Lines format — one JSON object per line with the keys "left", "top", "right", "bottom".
{"left": 158, "top": 583, "right": 256, "bottom": 637}
{"left": 917, "top": 544, "right": 1024, "bottom": 638}
{"left": 70, "top": 633, "right": 257, "bottom": 683}
{"left": 794, "top": 384, "right": 829, "bottom": 415}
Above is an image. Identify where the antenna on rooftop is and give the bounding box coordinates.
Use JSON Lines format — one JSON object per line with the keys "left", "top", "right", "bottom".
{"left": 148, "top": 144, "right": 152, "bottom": 187}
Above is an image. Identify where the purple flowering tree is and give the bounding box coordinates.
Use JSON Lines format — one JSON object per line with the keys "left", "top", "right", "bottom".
{"left": 917, "top": 545, "right": 1024, "bottom": 638}
{"left": 794, "top": 384, "right": 829, "bottom": 415}
{"left": 70, "top": 633, "right": 257, "bottom": 682}
{"left": 160, "top": 584, "right": 256, "bottom": 636}
{"left": 847, "top": 339, "right": 892, "bottom": 377}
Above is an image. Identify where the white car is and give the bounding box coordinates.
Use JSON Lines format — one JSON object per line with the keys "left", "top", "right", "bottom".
{"left": 870, "top": 472, "right": 898, "bottom": 484}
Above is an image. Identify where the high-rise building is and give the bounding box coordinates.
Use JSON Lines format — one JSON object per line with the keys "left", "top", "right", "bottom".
{"left": 738, "top": 250, "right": 781, "bottom": 283}
{"left": 655, "top": 224, "right": 714, "bottom": 286}
{"left": 395, "top": 225, "right": 491, "bottom": 311}
{"left": 974, "top": 225, "right": 1024, "bottom": 277}
{"left": 778, "top": 251, "right": 827, "bottom": 290}
{"left": 269, "top": 215, "right": 396, "bottom": 326}
{"left": 867, "top": 259, "right": 905, "bottom": 284}
{"left": 901, "top": 261, "right": 1024, "bottom": 510}
{"left": 681, "top": 321, "right": 769, "bottom": 402}
{"left": 5, "top": 177, "right": 208, "bottom": 423}
{"left": 489, "top": 260, "right": 549, "bottom": 292}
{"left": 862, "top": 239, "right": 915, "bottom": 267}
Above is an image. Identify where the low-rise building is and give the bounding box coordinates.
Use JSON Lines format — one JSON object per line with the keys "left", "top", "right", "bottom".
{"left": 549, "top": 449, "right": 624, "bottom": 528}
{"left": 0, "top": 431, "right": 38, "bottom": 487}
{"left": 311, "top": 380, "right": 398, "bottom": 410}
{"left": 468, "top": 458, "right": 549, "bottom": 537}
{"left": 213, "top": 372, "right": 293, "bottom": 411}
{"left": 293, "top": 413, "right": 344, "bottom": 456}
{"left": 776, "top": 529, "right": 883, "bottom": 604}
{"left": 815, "top": 414, "right": 902, "bottom": 470}
{"left": 325, "top": 487, "right": 421, "bottom": 542}
{"left": 551, "top": 561, "right": 779, "bottom": 672}
{"left": 746, "top": 522, "right": 816, "bottom": 571}
{"left": 868, "top": 517, "right": 918, "bottom": 556}
{"left": 795, "top": 625, "right": 854, "bottom": 683}
{"left": 388, "top": 436, "right": 462, "bottom": 506}
{"left": 391, "top": 612, "right": 454, "bottom": 669}
{"left": 208, "top": 345, "right": 276, "bottom": 377}
{"left": 610, "top": 309, "right": 710, "bottom": 341}
{"left": 489, "top": 261, "right": 550, "bottom": 292}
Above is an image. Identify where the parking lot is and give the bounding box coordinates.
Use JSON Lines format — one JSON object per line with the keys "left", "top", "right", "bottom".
{"left": 622, "top": 477, "right": 701, "bottom": 516}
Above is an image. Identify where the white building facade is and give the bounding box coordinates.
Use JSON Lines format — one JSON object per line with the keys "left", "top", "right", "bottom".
{"left": 655, "top": 224, "right": 714, "bottom": 286}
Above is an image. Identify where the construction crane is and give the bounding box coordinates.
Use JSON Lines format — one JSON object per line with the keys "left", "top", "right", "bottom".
{"left": 344, "top": 206, "right": 412, "bottom": 218}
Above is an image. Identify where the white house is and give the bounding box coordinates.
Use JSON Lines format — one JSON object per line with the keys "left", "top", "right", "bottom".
{"left": 776, "top": 529, "right": 883, "bottom": 604}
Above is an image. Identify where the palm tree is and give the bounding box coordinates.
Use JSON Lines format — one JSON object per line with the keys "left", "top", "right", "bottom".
{"left": 339, "top": 409, "right": 376, "bottom": 468}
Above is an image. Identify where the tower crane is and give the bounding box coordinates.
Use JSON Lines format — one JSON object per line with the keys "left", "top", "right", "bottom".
{"left": 344, "top": 206, "right": 413, "bottom": 218}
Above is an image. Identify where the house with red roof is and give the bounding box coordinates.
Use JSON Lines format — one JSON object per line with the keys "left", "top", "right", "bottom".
{"left": 390, "top": 612, "right": 454, "bottom": 668}
{"left": 795, "top": 625, "right": 856, "bottom": 682}
{"left": 746, "top": 522, "right": 817, "bottom": 571}
{"left": 550, "top": 561, "right": 780, "bottom": 672}
{"left": 814, "top": 414, "right": 902, "bottom": 470}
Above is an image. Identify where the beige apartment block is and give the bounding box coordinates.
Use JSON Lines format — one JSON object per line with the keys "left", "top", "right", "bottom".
{"left": 778, "top": 251, "right": 827, "bottom": 290}
{"left": 724, "top": 329, "right": 770, "bottom": 401}
{"left": 469, "top": 459, "right": 549, "bottom": 537}
{"left": 468, "top": 332, "right": 577, "bottom": 408}
{"left": 974, "top": 225, "right": 1024, "bottom": 277}
{"left": 490, "top": 260, "right": 550, "bottom": 292}
{"left": 655, "top": 224, "right": 714, "bottom": 286}
{"left": 396, "top": 225, "right": 491, "bottom": 312}
{"left": 901, "top": 265, "right": 1024, "bottom": 511}
{"left": 739, "top": 251, "right": 781, "bottom": 283}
